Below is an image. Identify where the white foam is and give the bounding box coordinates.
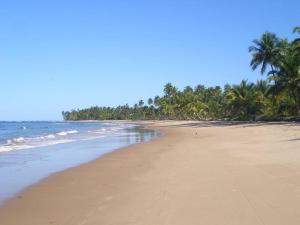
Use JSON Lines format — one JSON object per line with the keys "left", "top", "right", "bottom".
{"left": 91, "top": 131, "right": 104, "bottom": 134}
{"left": 45, "top": 134, "right": 55, "bottom": 139}
{"left": 91, "top": 127, "right": 124, "bottom": 134}
{"left": 40, "top": 134, "right": 55, "bottom": 139}
{"left": 0, "top": 130, "right": 79, "bottom": 153}
{"left": 67, "top": 130, "right": 78, "bottom": 134}
{"left": 0, "top": 125, "right": 134, "bottom": 153}
{"left": 0, "top": 139, "right": 74, "bottom": 153}
{"left": 57, "top": 131, "right": 68, "bottom": 136}
{"left": 6, "top": 137, "right": 25, "bottom": 144}
{"left": 57, "top": 130, "right": 78, "bottom": 136}
{"left": 14, "top": 137, "right": 25, "bottom": 142}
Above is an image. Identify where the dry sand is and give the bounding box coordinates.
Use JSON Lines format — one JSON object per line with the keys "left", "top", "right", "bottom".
{"left": 1, "top": 121, "right": 300, "bottom": 225}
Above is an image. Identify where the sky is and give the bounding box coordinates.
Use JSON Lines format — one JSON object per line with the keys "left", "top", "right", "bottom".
{"left": 0, "top": 0, "right": 299, "bottom": 120}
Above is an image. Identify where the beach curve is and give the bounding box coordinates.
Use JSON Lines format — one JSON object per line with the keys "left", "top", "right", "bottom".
{"left": 1, "top": 121, "right": 300, "bottom": 225}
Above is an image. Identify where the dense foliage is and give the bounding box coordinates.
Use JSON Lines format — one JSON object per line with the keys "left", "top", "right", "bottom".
{"left": 63, "top": 27, "right": 300, "bottom": 121}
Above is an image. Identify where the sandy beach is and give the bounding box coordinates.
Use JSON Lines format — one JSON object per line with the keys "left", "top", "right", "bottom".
{"left": 1, "top": 121, "right": 300, "bottom": 225}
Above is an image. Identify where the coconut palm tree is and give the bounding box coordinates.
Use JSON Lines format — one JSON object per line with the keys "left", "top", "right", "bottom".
{"left": 147, "top": 98, "right": 153, "bottom": 106}
{"left": 226, "top": 80, "right": 259, "bottom": 120}
{"left": 249, "top": 32, "right": 280, "bottom": 75}
{"left": 164, "top": 83, "right": 177, "bottom": 97}
{"left": 153, "top": 96, "right": 160, "bottom": 107}
{"left": 138, "top": 100, "right": 144, "bottom": 107}
{"left": 268, "top": 52, "right": 300, "bottom": 115}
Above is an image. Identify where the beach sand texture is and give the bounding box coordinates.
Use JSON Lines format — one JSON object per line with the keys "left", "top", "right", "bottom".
{"left": 1, "top": 121, "right": 300, "bottom": 225}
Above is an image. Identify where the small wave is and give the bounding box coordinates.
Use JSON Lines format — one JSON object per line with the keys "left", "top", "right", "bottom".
{"left": 57, "top": 131, "right": 68, "bottom": 136}
{"left": 67, "top": 130, "right": 79, "bottom": 134}
{"left": 14, "top": 137, "right": 25, "bottom": 142}
{"left": 40, "top": 134, "right": 55, "bottom": 139}
{"left": 57, "top": 130, "right": 78, "bottom": 136}
{"left": 45, "top": 134, "right": 55, "bottom": 139}
{"left": 90, "top": 127, "right": 125, "bottom": 134}
{"left": 91, "top": 131, "right": 105, "bottom": 134}
{"left": 6, "top": 137, "right": 25, "bottom": 145}
{"left": 1, "top": 130, "right": 79, "bottom": 152}
{"left": 0, "top": 125, "right": 134, "bottom": 153}
{"left": 0, "top": 144, "right": 33, "bottom": 153}
{"left": 0, "top": 139, "right": 74, "bottom": 153}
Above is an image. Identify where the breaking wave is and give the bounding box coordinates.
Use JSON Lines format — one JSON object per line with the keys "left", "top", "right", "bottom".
{"left": 0, "top": 130, "right": 80, "bottom": 153}
{"left": 0, "top": 124, "right": 134, "bottom": 153}
{"left": 56, "top": 130, "right": 79, "bottom": 136}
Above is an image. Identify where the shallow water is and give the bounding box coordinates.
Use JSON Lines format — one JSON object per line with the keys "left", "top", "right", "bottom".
{"left": 0, "top": 122, "right": 158, "bottom": 204}
{"left": 0, "top": 121, "right": 137, "bottom": 152}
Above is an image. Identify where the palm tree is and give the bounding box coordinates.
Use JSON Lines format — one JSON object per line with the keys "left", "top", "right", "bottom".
{"left": 293, "top": 27, "right": 300, "bottom": 32}
{"left": 268, "top": 52, "right": 300, "bottom": 115}
{"left": 147, "top": 98, "right": 153, "bottom": 106}
{"left": 249, "top": 32, "right": 280, "bottom": 74}
{"left": 226, "top": 80, "right": 259, "bottom": 120}
{"left": 164, "top": 83, "right": 177, "bottom": 97}
{"left": 255, "top": 80, "right": 269, "bottom": 94}
{"left": 154, "top": 96, "right": 160, "bottom": 107}
{"left": 292, "top": 27, "right": 300, "bottom": 56}
{"left": 138, "top": 100, "right": 144, "bottom": 108}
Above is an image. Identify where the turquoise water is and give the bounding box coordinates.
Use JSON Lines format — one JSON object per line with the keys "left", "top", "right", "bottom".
{"left": 0, "top": 122, "right": 158, "bottom": 204}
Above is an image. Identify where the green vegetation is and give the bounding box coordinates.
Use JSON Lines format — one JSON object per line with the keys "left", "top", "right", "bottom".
{"left": 62, "top": 27, "right": 300, "bottom": 121}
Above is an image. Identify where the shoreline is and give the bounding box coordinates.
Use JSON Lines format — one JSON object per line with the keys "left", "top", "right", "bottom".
{"left": 0, "top": 122, "right": 158, "bottom": 205}
{"left": 1, "top": 121, "right": 300, "bottom": 224}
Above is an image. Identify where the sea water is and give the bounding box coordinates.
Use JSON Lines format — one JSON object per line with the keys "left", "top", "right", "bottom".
{"left": 0, "top": 121, "right": 157, "bottom": 204}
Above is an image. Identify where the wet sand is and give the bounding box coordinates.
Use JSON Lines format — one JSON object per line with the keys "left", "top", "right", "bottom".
{"left": 1, "top": 121, "right": 300, "bottom": 225}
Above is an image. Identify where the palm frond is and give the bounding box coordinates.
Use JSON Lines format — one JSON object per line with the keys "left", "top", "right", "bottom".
{"left": 293, "top": 27, "right": 300, "bottom": 34}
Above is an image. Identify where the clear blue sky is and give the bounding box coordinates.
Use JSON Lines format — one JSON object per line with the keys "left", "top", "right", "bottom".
{"left": 0, "top": 0, "right": 299, "bottom": 120}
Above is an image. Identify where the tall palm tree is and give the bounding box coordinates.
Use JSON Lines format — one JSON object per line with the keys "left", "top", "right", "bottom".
{"left": 249, "top": 32, "right": 280, "bottom": 75}
{"left": 268, "top": 52, "right": 300, "bottom": 115}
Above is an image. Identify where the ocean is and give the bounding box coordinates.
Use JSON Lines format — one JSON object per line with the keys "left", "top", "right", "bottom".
{"left": 0, "top": 121, "right": 157, "bottom": 204}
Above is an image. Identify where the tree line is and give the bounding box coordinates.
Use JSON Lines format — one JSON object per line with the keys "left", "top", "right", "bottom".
{"left": 62, "top": 27, "right": 300, "bottom": 121}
